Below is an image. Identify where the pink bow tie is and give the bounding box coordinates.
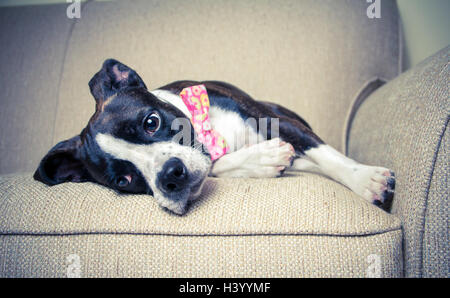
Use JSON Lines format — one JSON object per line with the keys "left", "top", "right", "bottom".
{"left": 180, "top": 85, "right": 230, "bottom": 161}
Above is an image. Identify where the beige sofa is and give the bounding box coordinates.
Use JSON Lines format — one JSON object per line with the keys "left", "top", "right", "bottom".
{"left": 0, "top": 0, "right": 447, "bottom": 278}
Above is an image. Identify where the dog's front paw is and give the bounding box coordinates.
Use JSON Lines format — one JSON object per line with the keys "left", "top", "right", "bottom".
{"left": 211, "top": 138, "right": 296, "bottom": 178}
{"left": 351, "top": 166, "right": 395, "bottom": 211}
{"left": 247, "top": 138, "right": 296, "bottom": 177}
{"left": 223, "top": 138, "right": 295, "bottom": 178}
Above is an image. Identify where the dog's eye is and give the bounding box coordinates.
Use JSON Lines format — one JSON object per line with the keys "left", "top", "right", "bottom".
{"left": 143, "top": 112, "right": 161, "bottom": 134}
{"left": 115, "top": 175, "right": 131, "bottom": 188}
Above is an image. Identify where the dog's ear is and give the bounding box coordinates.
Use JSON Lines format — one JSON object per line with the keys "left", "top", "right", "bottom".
{"left": 88, "top": 59, "right": 147, "bottom": 105}
{"left": 34, "top": 135, "right": 92, "bottom": 186}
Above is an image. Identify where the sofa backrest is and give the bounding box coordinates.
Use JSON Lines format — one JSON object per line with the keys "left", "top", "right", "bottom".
{"left": 0, "top": 0, "right": 401, "bottom": 175}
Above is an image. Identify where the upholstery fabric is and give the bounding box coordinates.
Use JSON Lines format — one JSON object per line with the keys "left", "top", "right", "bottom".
{"left": 54, "top": 0, "right": 401, "bottom": 154}
{"left": 348, "top": 46, "right": 449, "bottom": 277}
{"left": 0, "top": 232, "right": 402, "bottom": 278}
{"left": 0, "top": 5, "right": 75, "bottom": 174}
{"left": 0, "top": 173, "right": 402, "bottom": 277}
{"left": 423, "top": 121, "right": 448, "bottom": 278}
{"left": 0, "top": 174, "right": 400, "bottom": 236}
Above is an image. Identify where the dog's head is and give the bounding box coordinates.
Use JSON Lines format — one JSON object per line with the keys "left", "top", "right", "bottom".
{"left": 34, "top": 59, "right": 211, "bottom": 214}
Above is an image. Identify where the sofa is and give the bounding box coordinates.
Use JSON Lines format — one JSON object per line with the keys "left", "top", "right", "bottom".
{"left": 0, "top": 0, "right": 447, "bottom": 278}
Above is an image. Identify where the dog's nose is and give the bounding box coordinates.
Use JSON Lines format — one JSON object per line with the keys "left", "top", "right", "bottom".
{"left": 159, "top": 157, "right": 189, "bottom": 193}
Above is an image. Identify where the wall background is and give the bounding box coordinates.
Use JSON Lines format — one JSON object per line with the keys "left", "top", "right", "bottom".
{"left": 0, "top": 0, "right": 449, "bottom": 71}
{"left": 397, "top": 0, "right": 450, "bottom": 70}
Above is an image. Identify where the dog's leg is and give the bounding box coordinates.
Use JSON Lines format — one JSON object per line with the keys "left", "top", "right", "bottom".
{"left": 211, "top": 138, "right": 296, "bottom": 178}
{"left": 291, "top": 144, "right": 395, "bottom": 209}
{"left": 195, "top": 81, "right": 394, "bottom": 209}
{"left": 291, "top": 157, "right": 324, "bottom": 175}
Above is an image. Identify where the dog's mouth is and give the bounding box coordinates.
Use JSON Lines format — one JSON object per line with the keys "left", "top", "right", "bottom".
{"left": 152, "top": 154, "right": 211, "bottom": 215}
{"left": 154, "top": 168, "right": 209, "bottom": 215}
{"left": 157, "top": 169, "right": 206, "bottom": 198}
{"left": 190, "top": 173, "right": 208, "bottom": 199}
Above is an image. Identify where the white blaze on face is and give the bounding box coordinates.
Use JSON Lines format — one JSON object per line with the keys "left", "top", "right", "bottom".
{"left": 150, "top": 89, "right": 192, "bottom": 118}
{"left": 95, "top": 133, "right": 211, "bottom": 214}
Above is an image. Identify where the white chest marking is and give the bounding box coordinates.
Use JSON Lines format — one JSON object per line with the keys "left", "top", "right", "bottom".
{"left": 209, "top": 106, "right": 264, "bottom": 153}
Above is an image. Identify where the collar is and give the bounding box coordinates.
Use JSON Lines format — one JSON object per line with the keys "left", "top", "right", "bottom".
{"left": 179, "top": 84, "right": 230, "bottom": 161}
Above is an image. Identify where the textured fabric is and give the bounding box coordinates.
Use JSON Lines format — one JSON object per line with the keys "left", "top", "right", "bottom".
{"left": 423, "top": 122, "right": 449, "bottom": 278}
{"left": 0, "top": 173, "right": 400, "bottom": 236}
{"left": 348, "top": 46, "right": 449, "bottom": 277}
{"left": 0, "top": 173, "right": 402, "bottom": 277}
{"left": 0, "top": 232, "right": 402, "bottom": 278}
{"left": 53, "top": 0, "right": 400, "bottom": 152}
{"left": 0, "top": 4, "right": 75, "bottom": 175}
{"left": 343, "top": 78, "right": 386, "bottom": 155}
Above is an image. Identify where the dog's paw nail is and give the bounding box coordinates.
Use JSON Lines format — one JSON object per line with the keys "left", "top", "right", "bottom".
{"left": 387, "top": 177, "right": 395, "bottom": 190}
{"left": 372, "top": 199, "right": 383, "bottom": 207}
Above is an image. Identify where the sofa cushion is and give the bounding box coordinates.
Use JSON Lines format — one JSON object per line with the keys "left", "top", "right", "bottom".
{"left": 0, "top": 173, "right": 402, "bottom": 277}
{"left": 0, "top": 231, "right": 402, "bottom": 278}
{"left": 0, "top": 173, "right": 400, "bottom": 236}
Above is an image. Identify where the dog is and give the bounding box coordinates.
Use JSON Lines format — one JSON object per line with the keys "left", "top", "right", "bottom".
{"left": 34, "top": 59, "right": 395, "bottom": 215}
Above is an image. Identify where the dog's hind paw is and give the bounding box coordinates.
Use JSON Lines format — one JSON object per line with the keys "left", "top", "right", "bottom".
{"left": 371, "top": 170, "right": 395, "bottom": 212}
{"left": 351, "top": 166, "right": 395, "bottom": 212}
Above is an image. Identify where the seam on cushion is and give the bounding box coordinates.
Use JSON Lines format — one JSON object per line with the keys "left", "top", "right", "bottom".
{"left": 0, "top": 226, "right": 403, "bottom": 238}
{"left": 400, "top": 225, "right": 406, "bottom": 277}
{"left": 50, "top": 0, "right": 93, "bottom": 145}
{"left": 342, "top": 77, "right": 387, "bottom": 155}
{"left": 420, "top": 116, "right": 449, "bottom": 278}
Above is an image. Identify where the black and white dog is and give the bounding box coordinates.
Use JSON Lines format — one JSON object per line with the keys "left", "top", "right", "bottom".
{"left": 34, "top": 59, "right": 395, "bottom": 214}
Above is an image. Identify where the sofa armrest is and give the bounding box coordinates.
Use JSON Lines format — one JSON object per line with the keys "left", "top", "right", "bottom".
{"left": 347, "top": 46, "right": 449, "bottom": 277}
